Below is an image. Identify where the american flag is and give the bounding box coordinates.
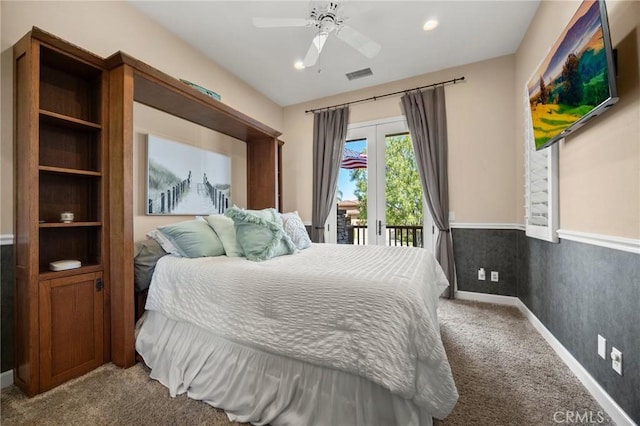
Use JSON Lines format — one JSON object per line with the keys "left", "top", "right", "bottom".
{"left": 341, "top": 147, "right": 367, "bottom": 169}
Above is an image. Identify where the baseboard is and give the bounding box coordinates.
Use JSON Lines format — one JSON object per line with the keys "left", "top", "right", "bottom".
{"left": 1, "top": 370, "right": 13, "bottom": 389}
{"left": 454, "top": 290, "right": 519, "bottom": 306}
{"left": 516, "top": 300, "right": 637, "bottom": 426}
{"left": 454, "top": 291, "right": 636, "bottom": 425}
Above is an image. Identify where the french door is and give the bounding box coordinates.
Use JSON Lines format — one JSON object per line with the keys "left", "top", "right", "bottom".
{"left": 329, "top": 117, "right": 434, "bottom": 252}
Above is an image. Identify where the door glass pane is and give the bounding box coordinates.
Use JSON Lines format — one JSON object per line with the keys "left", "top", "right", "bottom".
{"left": 336, "top": 138, "right": 368, "bottom": 245}
{"left": 384, "top": 133, "right": 424, "bottom": 247}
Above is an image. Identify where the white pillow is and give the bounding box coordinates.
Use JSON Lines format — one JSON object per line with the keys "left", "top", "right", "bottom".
{"left": 205, "top": 214, "right": 244, "bottom": 257}
{"left": 280, "top": 211, "right": 312, "bottom": 250}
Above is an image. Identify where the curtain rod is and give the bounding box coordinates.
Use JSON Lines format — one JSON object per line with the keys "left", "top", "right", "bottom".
{"left": 304, "top": 76, "right": 465, "bottom": 114}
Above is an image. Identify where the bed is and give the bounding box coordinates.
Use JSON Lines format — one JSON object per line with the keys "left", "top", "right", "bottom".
{"left": 135, "top": 235, "right": 458, "bottom": 426}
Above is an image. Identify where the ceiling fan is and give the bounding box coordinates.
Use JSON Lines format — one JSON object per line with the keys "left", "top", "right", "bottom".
{"left": 252, "top": 2, "right": 381, "bottom": 68}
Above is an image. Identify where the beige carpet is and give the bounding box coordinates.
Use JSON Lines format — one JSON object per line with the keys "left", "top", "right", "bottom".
{"left": 1, "top": 299, "right": 613, "bottom": 425}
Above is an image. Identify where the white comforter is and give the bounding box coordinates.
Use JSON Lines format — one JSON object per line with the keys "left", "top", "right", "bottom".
{"left": 145, "top": 243, "right": 458, "bottom": 418}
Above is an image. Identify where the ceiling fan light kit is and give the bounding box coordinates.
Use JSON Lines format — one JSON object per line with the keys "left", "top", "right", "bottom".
{"left": 423, "top": 19, "right": 439, "bottom": 31}
{"left": 253, "top": 1, "right": 381, "bottom": 68}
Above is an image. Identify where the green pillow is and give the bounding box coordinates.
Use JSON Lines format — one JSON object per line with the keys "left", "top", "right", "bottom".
{"left": 225, "top": 207, "right": 295, "bottom": 261}
{"left": 157, "top": 218, "right": 225, "bottom": 258}
{"left": 205, "top": 214, "right": 244, "bottom": 257}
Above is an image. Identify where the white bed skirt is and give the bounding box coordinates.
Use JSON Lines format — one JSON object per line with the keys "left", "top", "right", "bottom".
{"left": 136, "top": 310, "right": 434, "bottom": 426}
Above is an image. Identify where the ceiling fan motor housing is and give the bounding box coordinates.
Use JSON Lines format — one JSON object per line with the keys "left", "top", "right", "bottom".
{"left": 310, "top": 2, "right": 345, "bottom": 32}
{"left": 252, "top": 1, "right": 380, "bottom": 67}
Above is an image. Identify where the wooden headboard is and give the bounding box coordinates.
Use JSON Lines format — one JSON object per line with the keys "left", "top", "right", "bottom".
{"left": 105, "top": 49, "right": 283, "bottom": 368}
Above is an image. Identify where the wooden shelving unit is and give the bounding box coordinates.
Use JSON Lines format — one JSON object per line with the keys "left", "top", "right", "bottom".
{"left": 14, "top": 27, "right": 285, "bottom": 392}
{"left": 13, "top": 29, "right": 108, "bottom": 396}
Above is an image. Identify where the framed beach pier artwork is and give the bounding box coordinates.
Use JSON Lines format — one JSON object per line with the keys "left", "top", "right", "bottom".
{"left": 146, "top": 134, "right": 231, "bottom": 215}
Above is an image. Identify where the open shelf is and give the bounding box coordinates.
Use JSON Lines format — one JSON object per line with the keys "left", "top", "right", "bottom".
{"left": 39, "top": 264, "right": 103, "bottom": 281}
{"left": 39, "top": 226, "right": 102, "bottom": 273}
{"left": 39, "top": 118, "right": 101, "bottom": 172}
{"left": 39, "top": 172, "right": 100, "bottom": 223}
{"left": 39, "top": 166, "right": 101, "bottom": 177}
{"left": 39, "top": 222, "right": 101, "bottom": 228}
{"left": 40, "top": 46, "right": 102, "bottom": 123}
{"left": 40, "top": 109, "right": 101, "bottom": 130}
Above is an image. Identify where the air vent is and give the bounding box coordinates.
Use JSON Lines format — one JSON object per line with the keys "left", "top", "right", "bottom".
{"left": 345, "top": 68, "right": 373, "bottom": 81}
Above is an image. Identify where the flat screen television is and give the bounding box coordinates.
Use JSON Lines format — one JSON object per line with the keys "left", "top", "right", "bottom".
{"left": 527, "top": 0, "right": 618, "bottom": 150}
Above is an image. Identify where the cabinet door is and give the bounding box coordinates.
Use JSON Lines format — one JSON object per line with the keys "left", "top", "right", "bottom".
{"left": 39, "top": 272, "right": 104, "bottom": 390}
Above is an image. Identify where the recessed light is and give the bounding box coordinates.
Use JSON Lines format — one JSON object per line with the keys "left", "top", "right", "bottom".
{"left": 423, "top": 19, "right": 439, "bottom": 31}
{"left": 294, "top": 61, "right": 305, "bottom": 70}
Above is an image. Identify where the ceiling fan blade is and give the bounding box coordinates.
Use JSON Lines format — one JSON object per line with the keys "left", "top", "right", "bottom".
{"left": 252, "top": 17, "right": 314, "bottom": 28}
{"left": 336, "top": 25, "right": 381, "bottom": 58}
{"left": 303, "top": 32, "right": 329, "bottom": 67}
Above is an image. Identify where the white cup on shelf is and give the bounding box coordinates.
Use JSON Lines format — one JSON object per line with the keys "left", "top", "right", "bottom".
{"left": 60, "top": 211, "right": 74, "bottom": 223}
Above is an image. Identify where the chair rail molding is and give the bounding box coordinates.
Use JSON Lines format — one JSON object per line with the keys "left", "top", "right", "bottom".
{"left": 0, "top": 234, "right": 14, "bottom": 245}
{"left": 557, "top": 229, "right": 640, "bottom": 255}
{"left": 451, "top": 223, "right": 525, "bottom": 231}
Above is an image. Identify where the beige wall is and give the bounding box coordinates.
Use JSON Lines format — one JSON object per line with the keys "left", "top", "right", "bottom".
{"left": 282, "top": 55, "right": 519, "bottom": 225}
{"left": 132, "top": 104, "right": 247, "bottom": 241}
{"left": 3, "top": 0, "right": 636, "bottom": 240}
{"left": 515, "top": 0, "right": 640, "bottom": 239}
{"left": 0, "top": 0, "right": 283, "bottom": 236}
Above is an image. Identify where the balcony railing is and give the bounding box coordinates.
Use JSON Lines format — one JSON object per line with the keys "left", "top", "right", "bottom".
{"left": 348, "top": 225, "right": 424, "bottom": 247}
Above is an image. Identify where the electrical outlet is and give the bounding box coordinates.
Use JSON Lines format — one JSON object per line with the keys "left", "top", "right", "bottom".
{"left": 611, "top": 347, "right": 622, "bottom": 375}
{"left": 597, "top": 335, "right": 606, "bottom": 359}
{"left": 478, "top": 268, "right": 486, "bottom": 281}
{"left": 490, "top": 271, "right": 499, "bottom": 282}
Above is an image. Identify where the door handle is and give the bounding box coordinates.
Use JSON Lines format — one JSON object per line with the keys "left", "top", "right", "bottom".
{"left": 378, "top": 220, "right": 382, "bottom": 236}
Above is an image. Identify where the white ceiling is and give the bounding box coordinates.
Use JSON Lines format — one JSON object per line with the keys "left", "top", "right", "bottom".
{"left": 130, "top": 1, "right": 540, "bottom": 106}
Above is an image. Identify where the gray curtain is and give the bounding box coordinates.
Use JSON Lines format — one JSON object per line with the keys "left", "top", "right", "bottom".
{"left": 401, "top": 86, "right": 456, "bottom": 299}
{"left": 311, "top": 107, "right": 350, "bottom": 242}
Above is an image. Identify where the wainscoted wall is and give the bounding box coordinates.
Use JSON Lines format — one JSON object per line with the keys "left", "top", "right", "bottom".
{"left": 452, "top": 227, "right": 639, "bottom": 423}
{"left": 517, "top": 235, "right": 639, "bottom": 423}
{"left": 452, "top": 228, "right": 519, "bottom": 296}
{"left": 1, "top": 243, "right": 13, "bottom": 373}
{"left": 1, "top": 227, "right": 637, "bottom": 421}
